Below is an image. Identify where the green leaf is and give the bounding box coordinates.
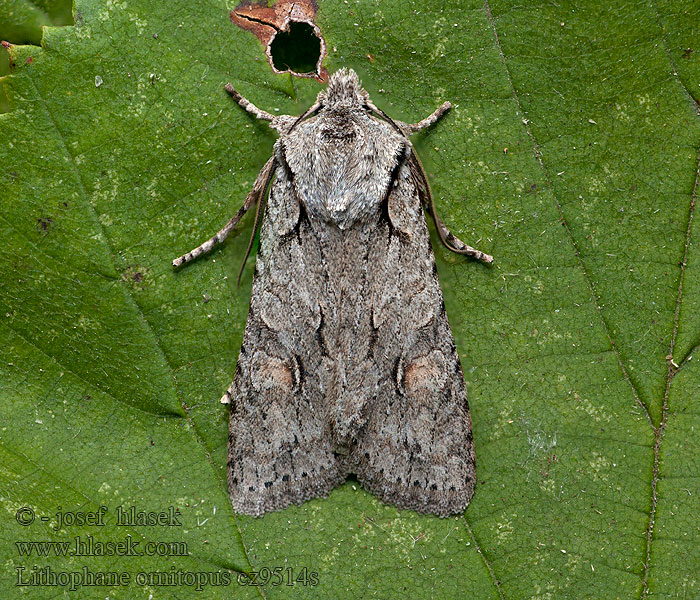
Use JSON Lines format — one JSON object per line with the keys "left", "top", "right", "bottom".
{"left": 0, "top": 0, "right": 72, "bottom": 111}
{"left": 1, "top": 0, "right": 698, "bottom": 598}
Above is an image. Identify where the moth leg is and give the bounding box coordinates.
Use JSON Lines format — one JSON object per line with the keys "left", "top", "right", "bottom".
{"left": 432, "top": 210, "right": 494, "bottom": 263}
{"left": 407, "top": 153, "right": 494, "bottom": 263}
{"left": 225, "top": 83, "right": 303, "bottom": 134}
{"left": 402, "top": 105, "right": 494, "bottom": 262}
{"left": 224, "top": 83, "right": 275, "bottom": 122}
{"left": 172, "top": 156, "right": 276, "bottom": 268}
{"left": 403, "top": 101, "right": 452, "bottom": 133}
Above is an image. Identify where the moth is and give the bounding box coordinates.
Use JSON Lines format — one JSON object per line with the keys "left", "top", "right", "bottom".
{"left": 173, "top": 68, "right": 493, "bottom": 517}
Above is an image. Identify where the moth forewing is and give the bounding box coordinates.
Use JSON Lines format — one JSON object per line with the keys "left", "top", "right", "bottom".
{"left": 173, "top": 68, "right": 492, "bottom": 517}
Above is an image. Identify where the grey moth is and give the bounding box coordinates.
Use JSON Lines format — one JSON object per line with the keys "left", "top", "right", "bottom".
{"left": 174, "top": 68, "right": 492, "bottom": 517}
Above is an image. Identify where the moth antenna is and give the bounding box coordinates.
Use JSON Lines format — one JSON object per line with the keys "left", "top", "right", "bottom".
{"left": 287, "top": 100, "right": 323, "bottom": 134}
{"left": 365, "top": 100, "right": 406, "bottom": 136}
{"left": 236, "top": 162, "right": 276, "bottom": 285}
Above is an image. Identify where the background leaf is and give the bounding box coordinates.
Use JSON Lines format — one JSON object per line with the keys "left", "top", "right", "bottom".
{"left": 1, "top": 0, "right": 699, "bottom": 598}
{"left": 0, "top": 0, "right": 72, "bottom": 111}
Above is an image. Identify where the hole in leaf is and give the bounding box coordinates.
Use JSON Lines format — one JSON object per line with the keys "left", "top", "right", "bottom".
{"left": 269, "top": 22, "right": 320, "bottom": 75}
{"left": 230, "top": 1, "right": 327, "bottom": 80}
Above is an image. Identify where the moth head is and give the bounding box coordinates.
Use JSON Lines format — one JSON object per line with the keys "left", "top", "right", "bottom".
{"left": 320, "top": 68, "right": 370, "bottom": 109}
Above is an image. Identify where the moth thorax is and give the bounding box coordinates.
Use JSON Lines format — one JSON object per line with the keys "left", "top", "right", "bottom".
{"left": 319, "top": 112, "right": 362, "bottom": 144}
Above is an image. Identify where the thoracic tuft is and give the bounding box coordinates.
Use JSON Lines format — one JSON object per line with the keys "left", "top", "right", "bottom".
{"left": 322, "top": 68, "right": 369, "bottom": 108}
